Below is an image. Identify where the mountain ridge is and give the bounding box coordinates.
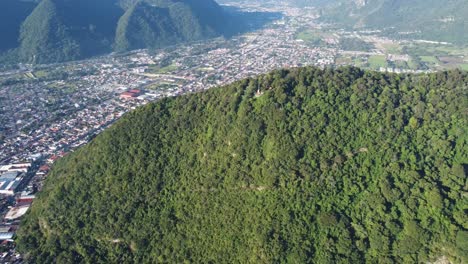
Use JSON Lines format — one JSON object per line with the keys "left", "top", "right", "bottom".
{"left": 2, "top": 0, "right": 236, "bottom": 64}
{"left": 16, "top": 67, "right": 468, "bottom": 263}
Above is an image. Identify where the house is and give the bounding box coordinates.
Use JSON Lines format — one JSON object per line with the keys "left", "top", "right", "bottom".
{"left": 47, "top": 155, "right": 59, "bottom": 164}
{"left": 4, "top": 206, "right": 30, "bottom": 220}
{"left": 0, "top": 233, "right": 14, "bottom": 241}
{"left": 0, "top": 163, "right": 31, "bottom": 173}
{"left": 16, "top": 195, "right": 35, "bottom": 205}
{"left": 0, "top": 172, "right": 24, "bottom": 195}
{"left": 120, "top": 89, "right": 143, "bottom": 99}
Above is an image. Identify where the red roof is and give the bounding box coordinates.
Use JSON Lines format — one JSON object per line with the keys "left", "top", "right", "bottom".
{"left": 16, "top": 200, "right": 33, "bottom": 206}
{"left": 48, "top": 155, "right": 59, "bottom": 162}
{"left": 39, "top": 165, "right": 50, "bottom": 171}
{"left": 120, "top": 92, "right": 136, "bottom": 98}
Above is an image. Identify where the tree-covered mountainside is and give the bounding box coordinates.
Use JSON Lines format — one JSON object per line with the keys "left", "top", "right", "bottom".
{"left": 0, "top": 0, "right": 37, "bottom": 53}
{"left": 2, "top": 0, "right": 235, "bottom": 64}
{"left": 17, "top": 0, "right": 124, "bottom": 64}
{"left": 115, "top": 2, "right": 178, "bottom": 52}
{"left": 115, "top": 0, "right": 227, "bottom": 52}
{"left": 317, "top": 0, "right": 468, "bottom": 44}
{"left": 18, "top": 0, "right": 80, "bottom": 64}
{"left": 17, "top": 67, "right": 468, "bottom": 263}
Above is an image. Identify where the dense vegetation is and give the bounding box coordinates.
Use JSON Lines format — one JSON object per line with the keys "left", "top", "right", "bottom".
{"left": 18, "top": 0, "right": 79, "bottom": 64}
{"left": 115, "top": 2, "right": 177, "bottom": 52}
{"left": 114, "top": 0, "right": 225, "bottom": 52}
{"left": 17, "top": 67, "right": 467, "bottom": 263}
{"left": 1, "top": 0, "right": 235, "bottom": 64}
{"left": 0, "top": 0, "right": 37, "bottom": 53}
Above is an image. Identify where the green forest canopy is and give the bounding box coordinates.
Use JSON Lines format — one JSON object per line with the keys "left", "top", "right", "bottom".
{"left": 17, "top": 67, "right": 468, "bottom": 263}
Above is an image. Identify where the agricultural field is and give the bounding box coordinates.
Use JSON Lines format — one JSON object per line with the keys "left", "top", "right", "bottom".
{"left": 382, "top": 43, "right": 402, "bottom": 54}
{"left": 368, "top": 55, "right": 387, "bottom": 69}
{"left": 458, "top": 64, "right": 468, "bottom": 71}
{"left": 33, "top": 70, "right": 49, "bottom": 79}
{"left": 295, "top": 29, "right": 325, "bottom": 45}
{"left": 420, "top": 56, "right": 440, "bottom": 64}
{"left": 147, "top": 64, "right": 179, "bottom": 74}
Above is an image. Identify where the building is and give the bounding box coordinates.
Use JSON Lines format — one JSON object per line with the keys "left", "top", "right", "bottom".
{"left": 47, "top": 155, "right": 60, "bottom": 164}
{"left": 120, "top": 89, "right": 142, "bottom": 99}
{"left": 0, "top": 172, "right": 24, "bottom": 195}
{"left": 0, "top": 233, "right": 14, "bottom": 241}
{"left": 0, "top": 163, "right": 31, "bottom": 174}
{"left": 16, "top": 195, "right": 35, "bottom": 207}
{"left": 4, "top": 206, "right": 30, "bottom": 220}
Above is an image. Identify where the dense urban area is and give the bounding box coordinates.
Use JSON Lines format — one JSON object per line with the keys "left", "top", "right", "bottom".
{"left": 0, "top": 1, "right": 467, "bottom": 262}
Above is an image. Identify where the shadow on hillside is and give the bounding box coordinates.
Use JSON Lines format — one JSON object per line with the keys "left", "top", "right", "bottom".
{"left": 223, "top": 6, "right": 284, "bottom": 37}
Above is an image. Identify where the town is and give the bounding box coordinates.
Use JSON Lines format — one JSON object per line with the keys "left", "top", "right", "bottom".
{"left": 0, "top": 1, "right": 467, "bottom": 262}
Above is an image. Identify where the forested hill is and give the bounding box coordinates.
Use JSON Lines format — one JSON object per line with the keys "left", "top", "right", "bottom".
{"left": 2, "top": 0, "right": 236, "bottom": 64}
{"left": 17, "top": 67, "right": 468, "bottom": 263}
{"left": 114, "top": 0, "right": 227, "bottom": 52}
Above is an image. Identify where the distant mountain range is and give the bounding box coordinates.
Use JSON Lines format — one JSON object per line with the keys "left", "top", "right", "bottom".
{"left": 0, "top": 0, "right": 241, "bottom": 64}
{"left": 309, "top": 0, "right": 468, "bottom": 44}
{"left": 221, "top": 0, "right": 467, "bottom": 44}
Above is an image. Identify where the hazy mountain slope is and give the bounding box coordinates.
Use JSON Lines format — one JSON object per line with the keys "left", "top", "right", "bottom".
{"left": 115, "top": 2, "right": 178, "bottom": 51}
{"left": 17, "top": 67, "right": 468, "bottom": 263}
{"left": 17, "top": 0, "right": 124, "bottom": 63}
{"left": 115, "top": 0, "right": 233, "bottom": 52}
{"left": 318, "top": 0, "right": 468, "bottom": 44}
{"left": 12, "top": 0, "right": 232, "bottom": 63}
{"left": 180, "top": 0, "right": 229, "bottom": 36}
{"left": 17, "top": 0, "right": 82, "bottom": 63}
{"left": 361, "top": 0, "right": 468, "bottom": 44}
{"left": 0, "top": 0, "right": 38, "bottom": 52}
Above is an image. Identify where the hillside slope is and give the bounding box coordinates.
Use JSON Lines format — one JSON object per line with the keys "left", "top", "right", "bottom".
{"left": 18, "top": 0, "right": 123, "bottom": 63}
{"left": 318, "top": 0, "right": 468, "bottom": 44}
{"left": 11, "top": 0, "right": 233, "bottom": 64}
{"left": 115, "top": 2, "right": 178, "bottom": 52}
{"left": 17, "top": 67, "right": 468, "bottom": 263}
{"left": 115, "top": 0, "right": 228, "bottom": 52}
{"left": 0, "top": 0, "right": 37, "bottom": 53}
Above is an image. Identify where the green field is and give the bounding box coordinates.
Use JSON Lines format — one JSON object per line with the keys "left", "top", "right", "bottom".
{"left": 382, "top": 43, "right": 402, "bottom": 54}
{"left": 353, "top": 57, "right": 367, "bottom": 67}
{"left": 296, "top": 30, "right": 323, "bottom": 45}
{"left": 368, "top": 55, "right": 387, "bottom": 69}
{"left": 459, "top": 64, "right": 468, "bottom": 71}
{"left": 33, "top": 70, "right": 49, "bottom": 78}
{"left": 420, "top": 56, "right": 439, "bottom": 64}
{"left": 148, "top": 64, "right": 179, "bottom": 74}
{"left": 47, "top": 83, "right": 77, "bottom": 93}
{"left": 407, "top": 59, "right": 420, "bottom": 70}
{"left": 404, "top": 43, "right": 468, "bottom": 57}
